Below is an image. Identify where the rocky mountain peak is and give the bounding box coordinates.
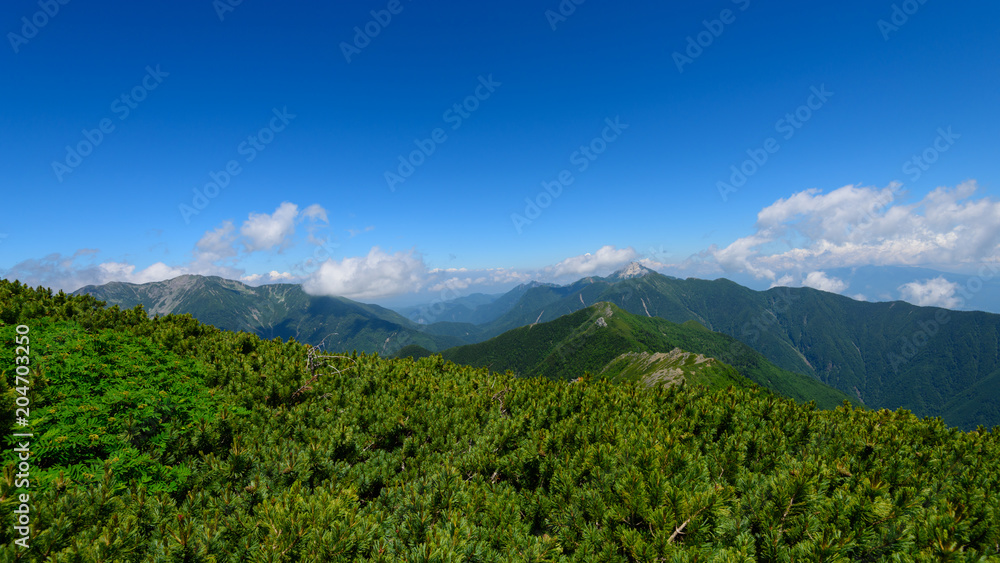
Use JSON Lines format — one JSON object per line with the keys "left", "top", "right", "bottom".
{"left": 610, "top": 262, "right": 654, "bottom": 280}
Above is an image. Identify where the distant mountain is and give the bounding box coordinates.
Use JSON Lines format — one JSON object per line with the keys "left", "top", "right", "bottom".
{"left": 74, "top": 267, "right": 1000, "bottom": 428}
{"left": 72, "top": 275, "right": 461, "bottom": 354}
{"left": 394, "top": 282, "right": 556, "bottom": 326}
{"left": 824, "top": 264, "right": 1000, "bottom": 313}
{"left": 439, "top": 302, "right": 851, "bottom": 409}
{"left": 394, "top": 292, "right": 499, "bottom": 325}
{"left": 608, "top": 261, "right": 656, "bottom": 281}
{"left": 424, "top": 262, "right": 1000, "bottom": 429}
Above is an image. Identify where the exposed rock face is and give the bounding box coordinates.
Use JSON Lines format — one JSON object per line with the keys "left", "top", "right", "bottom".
{"left": 610, "top": 262, "right": 654, "bottom": 280}
{"left": 595, "top": 316, "right": 607, "bottom": 328}
{"left": 603, "top": 348, "right": 715, "bottom": 389}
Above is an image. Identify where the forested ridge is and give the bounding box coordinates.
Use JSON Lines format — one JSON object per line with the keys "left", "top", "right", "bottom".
{"left": 2, "top": 279, "right": 999, "bottom": 562}
{"left": 73, "top": 271, "right": 1000, "bottom": 430}
{"left": 443, "top": 270, "right": 1000, "bottom": 430}
{"left": 438, "top": 303, "right": 851, "bottom": 410}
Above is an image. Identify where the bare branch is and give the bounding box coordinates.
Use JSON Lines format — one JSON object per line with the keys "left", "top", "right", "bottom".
{"left": 668, "top": 505, "right": 708, "bottom": 544}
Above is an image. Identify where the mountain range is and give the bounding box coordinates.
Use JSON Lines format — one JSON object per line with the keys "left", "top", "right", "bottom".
{"left": 72, "top": 275, "right": 461, "bottom": 355}
{"left": 73, "top": 264, "right": 1000, "bottom": 429}
{"left": 433, "top": 301, "right": 851, "bottom": 409}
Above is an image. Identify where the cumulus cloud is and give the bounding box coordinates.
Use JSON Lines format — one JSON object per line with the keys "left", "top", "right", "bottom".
{"left": 303, "top": 247, "right": 426, "bottom": 300}
{"left": 802, "top": 271, "right": 848, "bottom": 293}
{"left": 3, "top": 202, "right": 334, "bottom": 291}
{"left": 898, "top": 277, "right": 961, "bottom": 308}
{"left": 1, "top": 251, "right": 200, "bottom": 292}
{"left": 97, "top": 262, "right": 187, "bottom": 285}
{"left": 712, "top": 234, "right": 776, "bottom": 280}
{"left": 712, "top": 181, "right": 1000, "bottom": 280}
{"left": 551, "top": 245, "right": 638, "bottom": 277}
{"left": 429, "top": 277, "right": 472, "bottom": 292}
{"left": 240, "top": 202, "right": 300, "bottom": 252}
{"left": 771, "top": 274, "right": 795, "bottom": 288}
{"left": 195, "top": 221, "right": 238, "bottom": 260}
{"left": 488, "top": 269, "right": 531, "bottom": 284}
{"left": 301, "top": 204, "right": 329, "bottom": 223}
{"left": 348, "top": 226, "right": 375, "bottom": 238}
{"left": 241, "top": 271, "right": 297, "bottom": 285}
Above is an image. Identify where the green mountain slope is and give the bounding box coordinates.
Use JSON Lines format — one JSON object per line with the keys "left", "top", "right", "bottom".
{"left": 599, "top": 349, "right": 742, "bottom": 390}
{"left": 72, "top": 265, "right": 1000, "bottom": 429}
{"left": 3, "top": 279, "right": 998, "bottom": 560}
{"left": 441, "top": 302, "right": 850, "bottom": 409}
{"left": 440, "top": 263, "right": 1000, "bottom": 428}
{"left": 72, "top": 275, "right": 461, "bottom": 353}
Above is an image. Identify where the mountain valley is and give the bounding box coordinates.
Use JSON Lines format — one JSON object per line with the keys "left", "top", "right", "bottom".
{"left": 72, "top": 264, "right": 1000, "bottom": 429}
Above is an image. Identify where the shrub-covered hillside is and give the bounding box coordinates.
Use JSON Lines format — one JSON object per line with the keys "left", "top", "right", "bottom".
{"left": 439, "top": 303, "right": 851, "bottom": 409}
{"left": 2, "top": 279, "right": 999, "bottom": 562}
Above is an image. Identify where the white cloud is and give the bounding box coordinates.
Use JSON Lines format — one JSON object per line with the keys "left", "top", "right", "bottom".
{"left": 3, "top": 201, "right": 336, "bottom": 291}
{"left": 712, "top": 234, "right": 776, "bottom": 280}
{"left": 898, "top": 277, "right": 961, "bottom": 308}
{"left": 196, "top": 221, "right": 237, "bottom": 260}
{"left": 348, "top": 226, "right": 375, "bottom": 238}
{"left": 242, "top": 270, "right": 296, "bottom": 284}
{"left": 429, "top": 277, "right": 472, "bottom": 292}
{"left": 770, "top": 274, "right": 795, "bottom": 288}
{"left": 97, "top": 261, "right": 187, "bottom": 285}
{"left": 486, "top": 268, "right": 532, "bottom": 285}
{"left": 802, "top": 271, "right": 848, "bottom": 293}
{"left": 301, "top": 204, "right": 329, "bottom": 223}
{"left": 551, "top": 245, "right": 638, "bottom": 277}
{"left": 755, "top": 183, "right": 901, "bottom": 245}
{"left": 240, "top": 202, "right": 300, "bottom": 252}
{"left": 712, "top": 181, "right": 1000, "bottom": 280}
{"left": 267, "top": 270, "right": 295, "bottom": 281}
{"left": 303, "top": 247, "right": 426, "bottom": 300}
{"left": 8, "top": 256, "right": 191, "bottom": 291}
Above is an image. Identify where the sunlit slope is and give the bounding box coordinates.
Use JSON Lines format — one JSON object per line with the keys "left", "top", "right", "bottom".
{"left": 441, "top": 302, "right": 850, "bottom": 409}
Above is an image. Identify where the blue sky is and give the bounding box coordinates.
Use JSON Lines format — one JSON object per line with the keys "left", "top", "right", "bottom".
{"left": 2, "top": 0, "right": 999, "bottom": 309}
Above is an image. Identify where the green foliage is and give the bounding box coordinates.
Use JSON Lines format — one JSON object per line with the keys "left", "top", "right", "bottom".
{"left": 442, "top": 303, "right": 850, "bottom": 409}
{"left": 0, "top": 317, "right": 223, "bottom": 495}
{"left": 437, "top": 270, "right": 1000, "bottom": 429}
{"left": 393, "top": 344, "right": 435, "bottom": 361}
{"left": 77, "top": 271, "right": 1000, "bottom": 428}
{"left": 2, "top": 279, "right": 999, "bottom": 562}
